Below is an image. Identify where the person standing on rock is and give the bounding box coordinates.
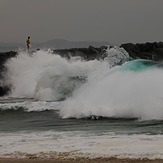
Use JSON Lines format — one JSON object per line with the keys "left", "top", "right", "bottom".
{"left": 26, "top": 36, "right": 31, "bottom": 52}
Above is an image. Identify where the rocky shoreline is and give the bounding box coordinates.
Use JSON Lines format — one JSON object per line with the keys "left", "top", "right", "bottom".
{"left": 0, "top": 42, "right": 163, "bottom": 96}
{"left": 53, "top": 42, "right": 163, "bottom": 61}
{"left": 121, "top": 42, "right": 163, "bottom": 60}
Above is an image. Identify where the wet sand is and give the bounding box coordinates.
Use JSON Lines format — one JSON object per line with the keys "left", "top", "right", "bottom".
{"left": 1, "top": 158, "right": 163, "bottom": 163}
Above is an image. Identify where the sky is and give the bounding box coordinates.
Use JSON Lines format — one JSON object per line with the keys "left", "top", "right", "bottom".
{"left": 0, "top": 0, "right": 163, "bottom": 44}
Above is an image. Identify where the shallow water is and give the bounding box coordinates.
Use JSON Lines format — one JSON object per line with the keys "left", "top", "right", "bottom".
{"left": 1, "top": 100, "right": 163, "bottom": 159}
{"left": 0, "top": 99, "right": 163, "bottom": 135}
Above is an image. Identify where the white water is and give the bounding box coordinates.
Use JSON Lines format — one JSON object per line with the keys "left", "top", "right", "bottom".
{"left": 0, "top": 100, "right": 60, "bottom": 112}
{"left": 4, "top": 48, "right": 163, "bottom": 120}
{"left": 1, "top": 131, "right": 163, "bottom": 159}
{"left": 60, "top": 68, "right": 163, "bottom": 120}
{"left": 5, "top": 50, "right": 101, "bottom": 100}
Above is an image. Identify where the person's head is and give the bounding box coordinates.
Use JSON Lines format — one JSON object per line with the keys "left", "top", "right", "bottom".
{"left": 28, "top": 36, "right": 30, "bottom": 39}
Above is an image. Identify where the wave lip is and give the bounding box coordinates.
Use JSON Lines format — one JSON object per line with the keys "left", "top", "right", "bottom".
{"left": 60, "top": 59, "right": 163, "bottom": 121}
{"left": 0, "top": 100, "right": 60, "bottom": 112}
{"left": 121, "top": 59, "right": 163, "bottom": 72}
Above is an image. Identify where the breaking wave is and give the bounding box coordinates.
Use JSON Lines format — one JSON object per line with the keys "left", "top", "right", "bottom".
{"left": 4, "top": 47, "right": 163, "bottom": 120}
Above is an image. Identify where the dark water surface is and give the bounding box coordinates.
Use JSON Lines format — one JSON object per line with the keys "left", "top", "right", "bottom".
{"left": 1, "top": 107, "right": 163, "bottom": 135}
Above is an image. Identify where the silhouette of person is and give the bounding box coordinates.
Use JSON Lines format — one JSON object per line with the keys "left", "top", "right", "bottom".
{"left": 26, "top": 36, "right": 31, "bottom": 51}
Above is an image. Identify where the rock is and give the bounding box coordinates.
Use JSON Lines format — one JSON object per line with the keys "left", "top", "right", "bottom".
{"left": 53, "top": 46, "right": 108, "bottom": 60}
{"left": 0, "top": 51, "right": 17, "bottom": 95}
{"left": 0, "top": 51, "right": 17, "bottom": 73}
{"left": 120, "top": 42, "right": 163, "bottom": 60}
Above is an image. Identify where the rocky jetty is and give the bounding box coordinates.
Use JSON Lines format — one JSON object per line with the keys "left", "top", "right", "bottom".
{"left": 0, "top": 51, "right": 17, "bottom": 96}
{"left": 0, "top": 51, "right": 17, "bottom": 72}
{"left": 121, "top": 42, "right": 163, "bottom": 60}
{"left": 53, "top": 46, "right": 108, "bottom": 60}
{"left": 54, "top": 42, "right": 163, "bottom": 61}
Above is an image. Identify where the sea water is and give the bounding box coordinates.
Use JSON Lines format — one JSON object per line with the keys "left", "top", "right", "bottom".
{"left": 1, "top": 48, "right": 163, "bottom": 159}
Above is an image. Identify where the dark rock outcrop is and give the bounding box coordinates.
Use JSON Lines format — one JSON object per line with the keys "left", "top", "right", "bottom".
{"left": 0, "top": 51, "right": 17, "bottom": 96}
{"left": 0, "top": 51, "right": 17, "bottom": 73}
{"left": 121, "top": 42, "right": 163, "bottom": 60}
{"left": 53, "top": 46, "right": 108, "bottom": 60}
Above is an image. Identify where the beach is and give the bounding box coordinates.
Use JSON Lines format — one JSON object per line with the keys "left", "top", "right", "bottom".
{"left": 1, "top": 158, "right": 163, "bottom": 163}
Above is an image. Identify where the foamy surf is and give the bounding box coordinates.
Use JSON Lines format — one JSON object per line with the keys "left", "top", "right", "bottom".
{"left": 1, "top": 131, "right": 163, "bottom": 159}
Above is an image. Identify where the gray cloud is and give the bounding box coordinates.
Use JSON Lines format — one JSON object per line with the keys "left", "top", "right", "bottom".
{"left": 0, "top": 0, "right": 163, "bottom": 44}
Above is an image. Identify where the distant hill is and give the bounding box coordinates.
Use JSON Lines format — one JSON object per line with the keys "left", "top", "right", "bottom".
{"left": 0, "top": 39, "right": 111, "bottom": 52}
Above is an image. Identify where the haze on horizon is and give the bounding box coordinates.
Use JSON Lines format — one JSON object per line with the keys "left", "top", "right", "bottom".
{"left": 0, "top": 0, "right": 163, "bottom": 45}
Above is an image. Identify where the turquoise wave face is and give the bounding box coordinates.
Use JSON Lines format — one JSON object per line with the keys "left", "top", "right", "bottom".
{"left": 121, "top": 59, "right": 163, "bottom": 71}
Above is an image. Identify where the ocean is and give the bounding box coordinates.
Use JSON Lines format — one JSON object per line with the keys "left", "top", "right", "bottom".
{"left": 1, "top": 47, "right": 163, "bottom": 159}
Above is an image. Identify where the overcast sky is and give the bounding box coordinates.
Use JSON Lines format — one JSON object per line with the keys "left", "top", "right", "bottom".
{"left": 0, "top": 0, "right": 163, "bottom": 44}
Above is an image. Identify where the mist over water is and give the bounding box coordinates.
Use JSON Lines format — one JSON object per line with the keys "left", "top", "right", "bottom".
{"left": 4, "top": 48, "right": 163, "bottom": 120}
{"left": 5, "top": 50, "right": 100, "bottom": 100}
